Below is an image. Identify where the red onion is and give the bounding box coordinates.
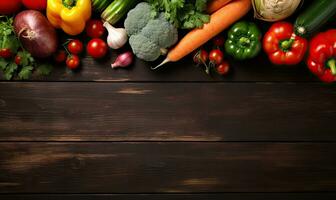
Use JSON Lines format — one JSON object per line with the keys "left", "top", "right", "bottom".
{"left": 14, "top": 10, "right": 58, "bottom": 58}
{"left": 112, "top": 51, "right": 134, "bottom": 69}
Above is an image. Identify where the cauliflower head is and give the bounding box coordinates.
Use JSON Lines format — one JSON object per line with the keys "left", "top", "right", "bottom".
{"left": 124, "top": 3, "right": 178, "bottom": 62}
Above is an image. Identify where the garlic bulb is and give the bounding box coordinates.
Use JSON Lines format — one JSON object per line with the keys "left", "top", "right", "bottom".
{"left": 103, "top": 22, "right": 128, "bottom": 49}
{"left": 252, "top": 0, "right": 302, "bottom": 22}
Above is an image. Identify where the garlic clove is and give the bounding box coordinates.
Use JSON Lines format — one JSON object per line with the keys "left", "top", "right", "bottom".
{"left": 104, "top": 22, "right": 128, "bottom": 50}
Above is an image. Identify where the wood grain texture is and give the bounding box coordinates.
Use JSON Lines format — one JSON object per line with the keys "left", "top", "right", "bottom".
{"left": 2, "top": 193, "right": 336, "bottom": 200}
{"left": 0, "top": 82, "right": 336, "bottom": 141}
{"left": 1, "top": 142, "right": 336, "bottom": 193}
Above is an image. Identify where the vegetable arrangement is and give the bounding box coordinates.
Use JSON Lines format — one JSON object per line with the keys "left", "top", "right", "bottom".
{"left": 0, "top": 0, "right": 335, "bottom": 83}
{"left": 0, "top": 16, "right": 52, "bottom": 80}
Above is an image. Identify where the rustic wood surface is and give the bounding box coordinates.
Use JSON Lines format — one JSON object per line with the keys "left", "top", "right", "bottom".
{"left": 0, "top": 83, "right": 336, "bottom": 142}
{"left": 1, "top": 8, "right": 336, "bottom": 200}
{"left": 1, "top": 142, "right": 336, "bottom": 193}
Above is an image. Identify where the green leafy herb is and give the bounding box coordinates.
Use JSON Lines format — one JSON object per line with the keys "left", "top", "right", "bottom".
{"left": 4, "top": 62, "right": 18, "bottom": 80}
{"left": 0, "top": 58, "right": 7, "bottom": 70}
{"left": 36, "top": 63, "right": 53, "bottom": 76}
{"left": 18, "top": 66, "right": 33, "bottom": 80}
{"left": 0, "top": 17, "right": 20, "bottom": 52}
{"left": 17, "top": 50, "right": 35, "bottom": 66}
{"left": 146, "top": 0, "right": 210, "bottom": 29}
{"left": 0, "top": 16, "right": 53, "bottom": 80}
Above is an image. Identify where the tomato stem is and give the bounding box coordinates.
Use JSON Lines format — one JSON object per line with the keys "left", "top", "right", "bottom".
{"left": 328, "top": 59, "right": 336, "bottom": 75}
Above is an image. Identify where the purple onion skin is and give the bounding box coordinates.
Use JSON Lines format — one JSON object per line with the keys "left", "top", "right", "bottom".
{"left": 14, "top": 10, "right": 58, "bottom": 58}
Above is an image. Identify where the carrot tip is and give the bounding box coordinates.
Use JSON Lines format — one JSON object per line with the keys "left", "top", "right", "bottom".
{"left": 151, "top": 57, "right": 171, "bottom": 70}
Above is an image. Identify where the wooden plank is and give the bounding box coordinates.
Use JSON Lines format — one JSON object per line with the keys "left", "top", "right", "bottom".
{"left": 0, "top": 82, "right": 336, "bottom": 141}
{"left": 1, "top": 82, "right": 336, "bottom": 141}
{"left": 1, "top": 193, "right": 336, "bottom": 200}
{"left": 0, "top": 142, "right": 336, "bottom": 193}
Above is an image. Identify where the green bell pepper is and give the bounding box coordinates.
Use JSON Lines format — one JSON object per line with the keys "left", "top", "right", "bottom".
{"left": 225, "top": 21, "right": 262, "bottom": 60}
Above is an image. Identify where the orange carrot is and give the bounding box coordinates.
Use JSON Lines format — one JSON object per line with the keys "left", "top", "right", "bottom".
{"left": 154, "top": 0, "right": 251, "bottom": 69}
{"left": 207, "top": 0, "right": 234, "bottom": 13}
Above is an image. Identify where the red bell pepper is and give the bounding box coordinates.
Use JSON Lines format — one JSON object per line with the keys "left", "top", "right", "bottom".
{"left": 307, "top": 29, "right": 336, "bottom": 83}
{"left": 263, "top": 22, "right": 308, "bottom": 65}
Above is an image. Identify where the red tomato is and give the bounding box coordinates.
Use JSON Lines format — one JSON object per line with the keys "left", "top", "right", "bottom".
{"left": 68, "top": 40, "right": 84, "bottom": 55}
{"left": 66, "top": 55, "right": 80, "bottom": 70}
{"left": 0, "top": 0, "right": 21, "bottom": 15}
{"left": 209, "top": 49, "right": 224, "bottom": 65}
{"left": 193, "top": 49, "right": 208, "bottom": 65}
{"left": 86, "top": 19, "right": 106, "bottom": 38}
{"left": 217, "top": 61, "right": 230, "bottom": 75}
{"left": 22, "top": 0, "right": 47, "bottom": 11}
{"left": 87, "top": 38, "right": 108, "bottom": 59}
{"left": 54, "top": 50, "right": 67, "bottom": 63}
{"left": 0, "top": 48, "right": 13, "bottom": 59}
{"left": 14, "top": 55, "right": 22, "bottom": 65}
{"left": 213, "top": 35, "right": 225, "bottom": 47}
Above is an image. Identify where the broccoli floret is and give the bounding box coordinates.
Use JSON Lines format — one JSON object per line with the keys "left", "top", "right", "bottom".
{"left": 124, "top": 2, "right": 152, "bottom": 36}
{"left": 124, "top": 2, "right": 178, "bottom": 62}
{"left": 141, "top": 15, "right": 178, "bottom": 48}
{"left": 129, "top": 34, "right": 161, "bottom": 62}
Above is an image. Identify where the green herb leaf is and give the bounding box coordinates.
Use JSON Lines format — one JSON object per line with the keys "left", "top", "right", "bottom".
{"left": 0, "top": 58, "right": 8, "bottom": 70}
{"left": 146, "top": 0, "right": 209, "bottom": 29}
{"left": 18, "top": 65, "right": 33, "bottom": 80}
{"left": 4, "top": 62, "right": 18, "bottom": 80}
{"left": 0, "top": 17, "right": 19, "bottom": 52}
{"left": 36, "top": 63, "right": 53, "bottom": 76}
{"left": 17, "top": 50, "right": 34, "bottom": 66}
{"left": 195, "top": 0, "right": 208, "bottom": 12}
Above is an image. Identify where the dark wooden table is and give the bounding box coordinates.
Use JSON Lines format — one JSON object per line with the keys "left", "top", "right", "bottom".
{"left": 1, "top": 17, "right": 336, "bottom": 199}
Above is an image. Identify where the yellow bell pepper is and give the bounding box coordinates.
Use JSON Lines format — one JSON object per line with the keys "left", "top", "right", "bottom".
{"left": 47, "top": 0, "right": 91, "bottom": 36}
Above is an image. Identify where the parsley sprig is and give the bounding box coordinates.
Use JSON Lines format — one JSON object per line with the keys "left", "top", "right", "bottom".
{"left": 146, "top": 0, "right": 210, "bottom": 29}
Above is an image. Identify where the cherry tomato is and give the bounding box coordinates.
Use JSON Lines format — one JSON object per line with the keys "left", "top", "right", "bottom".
{"left": 193, "top": 49, "right": 208, "bottom": 65}
{"left": 66, "top": 55, "right": 80, "bottom": 70}
{"left": 87, "top": 38, "right": 108, "bottom": 59}
{"left": 213, "top": 35, "right": 225, "bottom": 47}
{"left": 14, "top": 55, "right": 22, "bottom": 65}
{"left": 22, "top": 0, "right": 47, "bottom": 11}
{"left": 0, "top": 0, "right": 21, "bottom": 15}
{"left": 54, "top": 50, "right": 67, "bottom": 63}
{"left": 209, "top": 49, "right": 224, "bottom": 65}
{"left": 216, "top": 61, "right": 230, "bottom": 75}
{"left": 86, "top": 19, "right": 106, "bottom": 38}
{"left": 68, "top": 40, "right": 84, "bottom": 55}
{"left": 0, "top": 48, "right": 13, "bottom": 59}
